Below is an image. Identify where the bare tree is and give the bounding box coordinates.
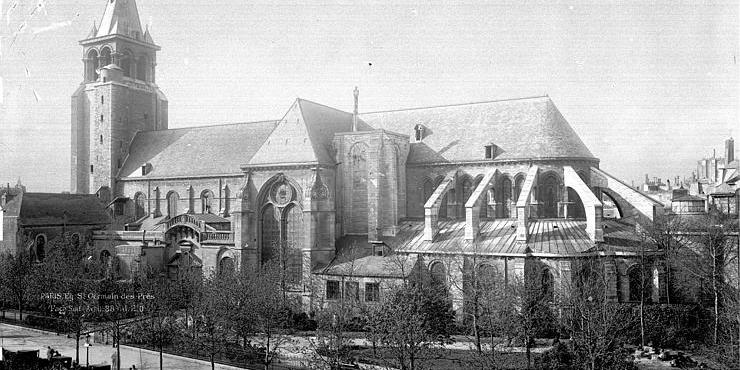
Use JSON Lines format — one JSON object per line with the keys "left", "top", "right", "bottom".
{"left": 366, "top": 284, "right": 436, "bottom": 370}
{"left": 139, "top": 269, "right": 178, "bottom": 370}
{"left": 563, "top": 258, "right": 634, "bottom": 370}
{"left": 0, "top": 247, "right": 36, "bottom": 322}
{"left": 42, "top": 232, "right": 105, "bottom": 365}
{"left": 194, "top": 271, "right": 232, "bottom": 370}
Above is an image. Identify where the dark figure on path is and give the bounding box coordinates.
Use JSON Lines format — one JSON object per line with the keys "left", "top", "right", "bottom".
{"left": 46, "top": 346, "right": 53, "bottom": 360}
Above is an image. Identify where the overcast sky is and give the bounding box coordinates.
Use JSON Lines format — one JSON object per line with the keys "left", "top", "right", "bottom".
{"left": 1, "top": 0, "right": 738, "bottom": 192}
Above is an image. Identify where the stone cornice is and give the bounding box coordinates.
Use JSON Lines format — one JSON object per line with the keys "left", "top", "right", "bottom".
{"left": 119, "top": 173, "right": 243, "bottom": 182}
{"left": 241, "top": 162, "right": 335, "bottom": 172}
{"left": 406, "top": 157, "right": 600, "bottom": 168}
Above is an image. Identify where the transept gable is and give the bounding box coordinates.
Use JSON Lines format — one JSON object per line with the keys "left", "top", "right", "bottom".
{"left": 248, "top": 99, "right": 371, "bottom": 166}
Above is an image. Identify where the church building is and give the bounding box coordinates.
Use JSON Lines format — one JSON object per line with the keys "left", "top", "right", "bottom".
{"left": 64, "top": 0, "right": 672, "bottom": 311}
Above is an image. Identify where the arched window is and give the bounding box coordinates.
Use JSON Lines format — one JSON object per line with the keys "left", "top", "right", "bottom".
{"left": 350, "top": 144, "right": 368, "bottom": 233}
{"left": 219, "top": 257, "right": 235, "bottom": 274}
{"left": 514, "top": 175, "right": 525, "bottom": 203}
{"left": 461, "top": 178, "right": 473, "bottom": 208}
{"left": 447, "top": 188, "right": 456, "bottom": 218}
{"left": 259, "top": 178, "right": 305, "bottom": 285}
{"left": 121, "top": 50, "right": 133, "bottom": 77}
{"left": 167, "top": 191, "right": 180, "bottom": 218}
{"left": 430, "top": 261, "right": 447, "bottom": 287}
{"left": 283, "top": 204, "right": 303, "bottom": 284}
{"left": 498, "top": 177, "right": 513, "bottom": 218}
{"left": 538, "top": 173, "right": 560, "bottom": 218}
{"left": 201, "top": 190, "right": 214, "bottom": 214}
{"left": 136, "top": 55, "right": 148, "bottom": 81}
{"left": 99, "top": 47, "right": 112, "bottom": 68}
{"left": 628, "top": 264, "right": 652, "bottom": 302}
{"left": 86, "top": 49, "right": 99, "bottom": 81}
{"left": 541, "top": 268, "right": 554, "bottom": 302}
{"left": 434, "top": 176, "right": 448, "bottom": 219}
{"left": 261, "top": 204, "right": 279, "bottom": 263}
{"left": 133, "top": 192, "right": 147, "bottom": 219}
{"left": 34, "top": 234, "right": 47, "bottom": 262}
{"left": 474, "top": 176, "right": 489, "bottom": 219}
{"left": 422, "top": 178, "right": 434, "bottom": 209}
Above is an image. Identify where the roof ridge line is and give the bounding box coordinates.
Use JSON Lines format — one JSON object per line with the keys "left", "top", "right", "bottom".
{"left": 297, "top": 98, "right": 353, "bottom": 115}
{"left": 359, "top": 95, "right": 550, "bottom": 115}
{"left": 137, "top": 120, "right": 279, "bottom": 133}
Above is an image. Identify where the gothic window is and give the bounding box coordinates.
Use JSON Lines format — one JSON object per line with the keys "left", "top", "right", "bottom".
{"left": 350, "top": 144, "right": 369, "bottom": 233}
{"left": 121, "top": 50, "right": 133, "bottom": 77}
{"left": 462, "top": 178, "right": 473, "bottom": 206}
{"left": 34, "top": 234, "right": 47, "bottom": 262}
{"left": 86, "top": 49, "right": 99, "bottom": 81}
{"left": 99, "top": 47, "right": 112, "bottom": 68}
{"left": 283, "top": 204, "right": 303, "bottom": 284}
{"left": 259, "top": 177, "right": 304, "bottom": 285}
{"left": 134, "top": 192, "right": 146, "bottom": 219}
{"left": 474, "top": 176, "right": 488, "bottom": 219}
{"left": 499, "top": 177, "right": 512, "bottom": 218}
{"left": 166, "top": 191, "right": 179, "bottom": 218}
{"left": 201, "top": 190, "right": 214, "bottom": 214}
{"left": 136, "top": 55, "right": 148, "bottom": 81}
{"left": 538, "top": 173, "right": 560, "bottom": 218}
{"left": 434, "top": 176, "right": 448, "bottom": 219}
{"left": 422, "top": 178, "right": 434, "bottom": 209}
{"left": 219, "top": 257, "right": 235, "bottom": 274}
{"left": 514, "top": 175, "right": 525, "bottom": 202}
{"left": 430, "top": 261, "right": 447, "bottom": 287}
{"left": 260, "top": 204, "right": 279, "bottom": 264}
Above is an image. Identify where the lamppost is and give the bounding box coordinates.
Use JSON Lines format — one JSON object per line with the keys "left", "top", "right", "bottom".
{"left": 84, "top": 334, "right": 92, "bottom": 367}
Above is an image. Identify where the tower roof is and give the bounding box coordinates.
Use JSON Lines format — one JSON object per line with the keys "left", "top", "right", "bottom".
{"left": 95, "top": 0, "right": 144, "bottom": 40}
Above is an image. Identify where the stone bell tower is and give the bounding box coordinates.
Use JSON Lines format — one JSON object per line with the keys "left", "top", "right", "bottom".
{"left": 71, "top": 0, "right": 168, "bottom": 196}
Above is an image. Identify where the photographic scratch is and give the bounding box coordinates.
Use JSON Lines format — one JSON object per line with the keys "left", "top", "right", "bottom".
{"left": 32, "top": 20, "right": 72, "bottom": 35}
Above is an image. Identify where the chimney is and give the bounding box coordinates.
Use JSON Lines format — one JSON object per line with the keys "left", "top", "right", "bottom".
{"left": 352, "top": 86, "right": 359, "bottom": 132}
{"left": 725, "top": 137, "right": 735, "bottom": 163}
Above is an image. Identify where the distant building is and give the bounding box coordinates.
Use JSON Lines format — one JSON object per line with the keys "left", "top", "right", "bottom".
{"left": 690, "top": 138, "right": 739, "bottom": 216}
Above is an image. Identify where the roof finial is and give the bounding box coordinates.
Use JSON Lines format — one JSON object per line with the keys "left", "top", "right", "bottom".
{"left": 352, "top": 86, "right": 359, "bottom": 132}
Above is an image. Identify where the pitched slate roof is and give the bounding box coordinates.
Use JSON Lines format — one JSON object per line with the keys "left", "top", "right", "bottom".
{"left": 248, "top": 99, "right": 372, "bottom": 166}
{"left": 17, "top": 193, "right": 110, "bottom": 226}
{"left": 383, "top": 218, "right": 640, "bottom": 257}
{"left": 321, "top": 255, "right": 419, "bottom": 278}
{"left": 119, "top": 121, "right": 277, "bottom": 179}
{"left": 359, "top": 96, "right": 595, "bottom": 163}
{"left": 95, "top": 0, "right": 144, "bottom": 40}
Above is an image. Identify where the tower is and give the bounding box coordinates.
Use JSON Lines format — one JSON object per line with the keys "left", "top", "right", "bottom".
{"left": 71, "top": 0, "right": 168, "bottom": 195}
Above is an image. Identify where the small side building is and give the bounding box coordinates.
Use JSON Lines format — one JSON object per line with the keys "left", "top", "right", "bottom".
{"left": 0, "top": 187, "right": 110, "bottom": 259}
